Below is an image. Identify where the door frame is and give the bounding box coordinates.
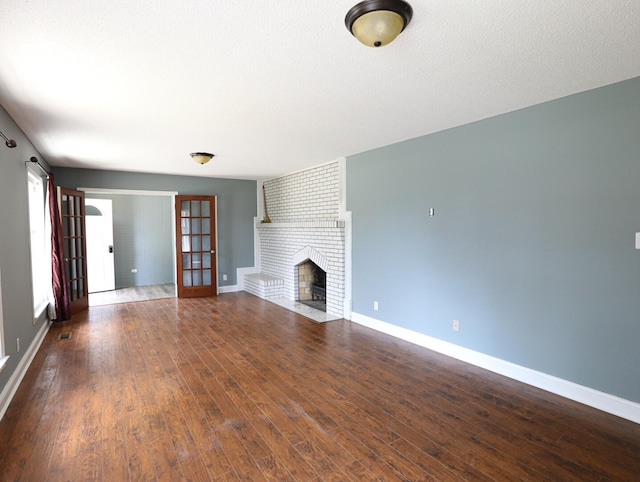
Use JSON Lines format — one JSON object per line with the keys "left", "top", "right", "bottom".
{"left": 85, "top": 198, "right": 116, "bottom": 293}
{"left": 76, "top": 187, "right": 179, "bottom": 298}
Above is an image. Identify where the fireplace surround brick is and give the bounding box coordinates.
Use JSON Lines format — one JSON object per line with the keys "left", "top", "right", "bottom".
{"left": 253, "top": 161, "right": 346, "bottom": 318}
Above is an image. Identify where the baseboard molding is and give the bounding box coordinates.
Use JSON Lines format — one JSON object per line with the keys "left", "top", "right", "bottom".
{"left": 0, "top": 318, "right": 52, "bottom": 421}
{"left": 219, "top": 285, "right": 238, "bottom": 294}
{"left": 351, "top": 312, "right": 640, "bottom": 424}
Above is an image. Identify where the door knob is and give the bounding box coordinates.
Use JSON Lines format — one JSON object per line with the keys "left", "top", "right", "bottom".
{"left": 211, "top": 250, "right": 215, "bottom": 254}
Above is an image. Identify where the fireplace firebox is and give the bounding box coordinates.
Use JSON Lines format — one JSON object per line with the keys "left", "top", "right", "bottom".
{"left": 297, "top": 260, "right": 326, "bottom": 312}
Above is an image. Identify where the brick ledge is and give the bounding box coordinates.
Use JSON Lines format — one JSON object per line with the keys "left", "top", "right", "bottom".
{"left": 256, "top": 220, "right": 345, "bottom": 229}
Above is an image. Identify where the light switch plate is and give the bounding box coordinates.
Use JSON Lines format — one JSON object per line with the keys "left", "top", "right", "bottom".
{"left": 636, "top": 233, "right": 640, "bottom": 249}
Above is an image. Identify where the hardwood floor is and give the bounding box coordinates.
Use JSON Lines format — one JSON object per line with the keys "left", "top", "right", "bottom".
{"left": 1, "top": 292, "right": 638, "bottom": 481}
{"left": 89, "top": 283, "right": 176, "bottom": 306}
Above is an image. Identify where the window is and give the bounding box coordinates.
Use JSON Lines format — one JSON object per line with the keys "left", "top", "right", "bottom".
{"left": 27, "top": 169, "right": 49, "bottom": 319}
{"left": 0, "top": 267, "right": 6, "bottom": 372}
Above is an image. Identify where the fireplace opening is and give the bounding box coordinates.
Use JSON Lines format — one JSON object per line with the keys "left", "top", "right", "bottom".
{"left": 296, "top": 260, "right": 326, "bottom": 312}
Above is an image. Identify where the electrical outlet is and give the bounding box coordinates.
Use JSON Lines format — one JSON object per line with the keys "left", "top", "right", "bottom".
{"left": 373, "top": 301, "right": 379, "bottom": 311}
{"left": 131, "top": 268, "right": 137, "bottom": 273}
{"left": 16, "top": 338, "right": 20, "bottom": 352}
{"left": 453, "top": 320, "right": 460, "bottom": 332}
{"left": 223, "top": 274, "right": 228, "bottom": 281}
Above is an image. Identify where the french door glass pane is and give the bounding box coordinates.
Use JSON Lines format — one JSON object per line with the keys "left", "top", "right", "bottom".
{"left": 203, "top": 235, "right": 210, "bottom": 252}
{"left": 182, "top": 254, "right": 191, "bottom": 269}
{"left": 191, "top": 218, "right": 201, "bottom": 234}
{"left": 192, "top": 236, "right": 201, "bottom": 252}
{"left": 191, "top": 201, "right": 200, "bottom": 216}
{"left": 202, "top": 201, "right": 210, "bottom": 217}
{"left": 181, "top": 200, "right": 190, "bottom": 217}
{"left": 203, "top": 253, "right": 211, "bottom": 269}
{"left": 181, "top": 218, "right": 190, "bottom": 234}
{"left": 182, "top": 235, "right": 191, "bottom": 252}
{"left": 183, "top": 271, "right": 192, "bottom": 287}
{"left": 192, "top": 253, "right": 201, "bottom": 267}
{"left": 193, "top": 270, "right": 202, "bottom": 286}
{"left": 203, "top": 269, "right": 211, "bottom": 285}
{"left": 202, "top": 218, "right": 210, "bottom": 234}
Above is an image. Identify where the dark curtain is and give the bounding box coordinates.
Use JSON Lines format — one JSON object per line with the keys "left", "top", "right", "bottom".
{"left": 48, "top": 174, "right": 70, "bottom": 321}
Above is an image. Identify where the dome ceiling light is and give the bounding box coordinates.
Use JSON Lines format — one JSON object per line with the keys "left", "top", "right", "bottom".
{"left": 345, "top": 0, "right": 413, "bottom": 48}
{"left": 190, "top": 152, "right": 214, "bottom": 165}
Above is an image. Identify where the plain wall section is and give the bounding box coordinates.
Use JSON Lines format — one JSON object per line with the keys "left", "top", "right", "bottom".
{"left": 53, "top": 168, "right": 256, "bottom": 287}
{"left": 87, "top": 194, "right": 174, "bottom": 288}
{"left": 0, "top": 106, "right": 51, "bottom": 394}
{"left": 347, "top": 77, "right": 640, "bottom": 403}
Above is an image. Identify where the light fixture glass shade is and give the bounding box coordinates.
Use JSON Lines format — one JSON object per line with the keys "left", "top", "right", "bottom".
{"left": 345, "top": 0, "right": 413, "bottom": 48}
{"left": 190, "top": 152, "right": 214, "bottom": 164}
{"left": 351, "top": 10, "right": 405, "bottom": 47}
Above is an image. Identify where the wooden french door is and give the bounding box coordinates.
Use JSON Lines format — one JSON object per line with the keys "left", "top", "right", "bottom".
{"left": 60, "top": 188, "right": 89, "bottom": 315}
{"left": 176, "top": 195, "right": 217, "bottom": 298}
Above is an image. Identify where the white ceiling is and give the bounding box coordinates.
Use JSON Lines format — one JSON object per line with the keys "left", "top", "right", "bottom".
{"left": 1, "top": 1, "right": 639, "bottom": 180}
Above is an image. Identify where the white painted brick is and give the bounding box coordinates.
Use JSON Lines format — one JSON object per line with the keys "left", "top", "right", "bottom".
{"left": 255, "top": 161, "right": 345, "bottom": 316}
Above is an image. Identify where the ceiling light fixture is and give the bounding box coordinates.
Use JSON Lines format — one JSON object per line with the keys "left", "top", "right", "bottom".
{"left": 0, "top": 128, "right": 17, "bottom": 148}
{"left": 345, "top": 0, "right": 413, "bottom": 48}
{"left": 190, "top": 152, "right": 214, "bottom": 165}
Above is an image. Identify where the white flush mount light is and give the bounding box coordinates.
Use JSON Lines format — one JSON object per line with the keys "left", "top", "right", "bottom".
{"left": 190, "top": 152, "right": 214, "bottom": 164}
{"left": 345, "top": 0, "right": 413, "bottom": 48}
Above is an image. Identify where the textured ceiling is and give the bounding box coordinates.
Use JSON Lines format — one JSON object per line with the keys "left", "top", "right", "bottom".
{"left": 0, "top": 1, "right": 639, "bottom": 180}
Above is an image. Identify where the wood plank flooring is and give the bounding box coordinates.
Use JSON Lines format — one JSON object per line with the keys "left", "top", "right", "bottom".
{"left": 89, "top": 283, "right": 175, "bottom": 306}
{"left": 1, "top": 292, "right": 638, "bottom": 481}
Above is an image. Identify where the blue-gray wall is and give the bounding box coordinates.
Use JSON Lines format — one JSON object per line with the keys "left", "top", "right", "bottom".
{"left": 52, "top": 167, "right": 256, "bottom": 288}
{"left": 87, "top": 194, "right": 174, "bottom": 288}
{"left": 347, "top": 77, "right": 640, "bottom": 403}
{"left": 0, "top": 106, "right": 51, "bottom": 395}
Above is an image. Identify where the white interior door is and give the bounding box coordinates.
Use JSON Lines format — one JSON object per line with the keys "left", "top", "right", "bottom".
{"left": 85, "top": 199, "right": 115, "bottom": 293}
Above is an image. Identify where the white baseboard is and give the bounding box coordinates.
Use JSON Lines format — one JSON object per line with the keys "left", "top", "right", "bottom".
{"left": 351, "top": 312, "right": 640, "bottom": 425}
{"left": 0, "top": 319, "right": 52, "bottom": 421}
{"left": 219, "top": 285, "right": 238, "bottom": 294}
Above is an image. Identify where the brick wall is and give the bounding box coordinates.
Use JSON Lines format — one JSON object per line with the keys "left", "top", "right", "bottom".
{"left": 255, "top": 162, "right": 346, "bottom": 317}
{"left": 262, "top": 162, "right": 340, "bottom": 222}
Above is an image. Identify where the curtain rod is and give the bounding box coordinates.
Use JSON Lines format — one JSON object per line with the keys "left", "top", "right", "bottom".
{"left": 0, "top": 128, "right": 17, "bottom": 148}
{"left": 28, "top": 156, "right": 50, "bottom": 179}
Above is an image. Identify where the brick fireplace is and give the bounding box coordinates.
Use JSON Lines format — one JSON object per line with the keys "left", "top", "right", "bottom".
{"left": 243, "top": 161, "right": 350, "bottom": 320}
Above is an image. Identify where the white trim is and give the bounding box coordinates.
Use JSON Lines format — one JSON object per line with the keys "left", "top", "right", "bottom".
{"left": 77, "top": 187, "right": 178, "bottom": 196}
{"left": 218, "top": 285, "right": 238, "bottom": 293}
{"left": 342, "top": 211, "right": 353, "bottom": 320}
{"left": 338, "top": 158, "right": 352, "bottom": 320}
{"left": 171, "top": 194, "right": 178, "bottom": 297}
{"left": 351, "top": 312, "right": 640, "bottom": 425}
{"left": 0, "top": 318, "right": 52, "bottom": 421}
{"left": 78, "top": 187, "right": 179, "bottom": 298}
